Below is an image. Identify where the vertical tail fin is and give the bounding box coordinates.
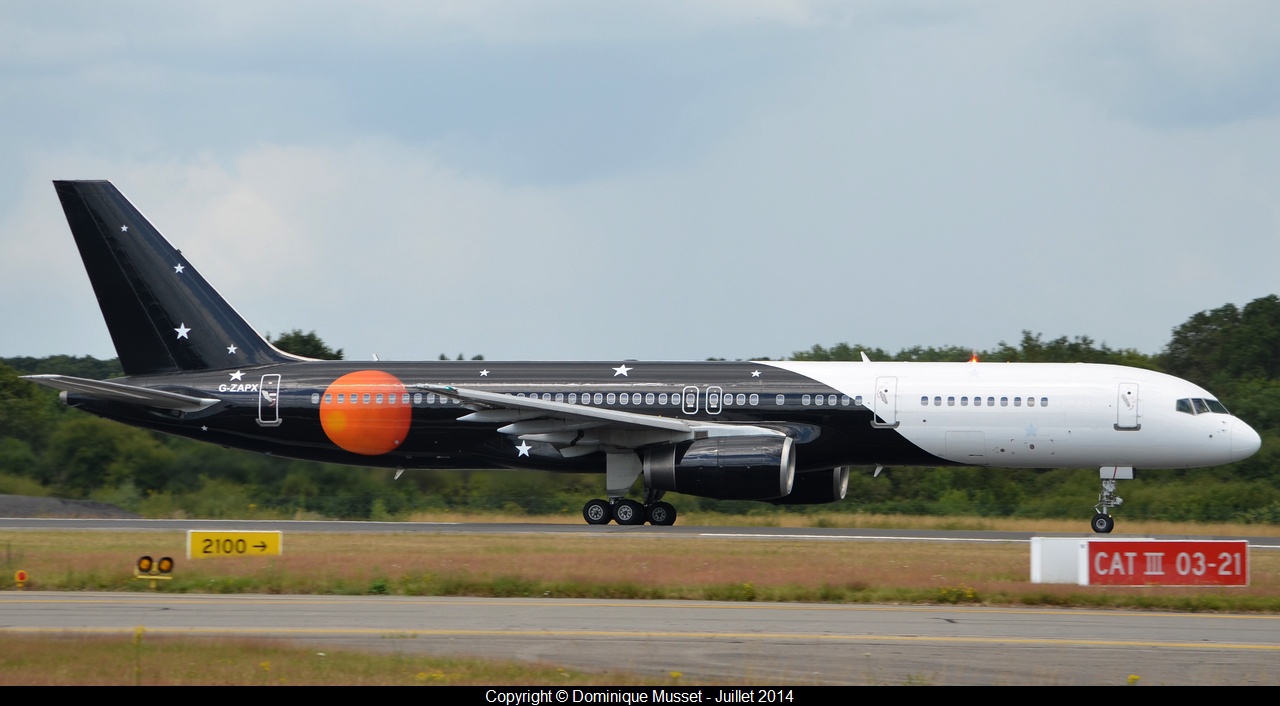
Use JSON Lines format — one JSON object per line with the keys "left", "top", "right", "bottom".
{"left": 53, "top": 180, "right": 297, "bottom": 375}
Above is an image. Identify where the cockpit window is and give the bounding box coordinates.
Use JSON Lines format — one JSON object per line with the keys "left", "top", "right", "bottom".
{"left": 1176, "top": 397, "right": 1231, "bottom": 416}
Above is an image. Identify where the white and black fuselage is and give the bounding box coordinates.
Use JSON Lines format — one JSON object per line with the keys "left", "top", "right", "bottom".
{"left": 27, "top": 181, "right": 1262, "bottom": 529}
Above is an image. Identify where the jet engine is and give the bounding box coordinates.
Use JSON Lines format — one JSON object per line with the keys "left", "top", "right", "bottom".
{"left": 770, "top": 466, "right": 850, "bottom": 505}
{"left": 643, "top": 436, "right": 795, "bottom": 500}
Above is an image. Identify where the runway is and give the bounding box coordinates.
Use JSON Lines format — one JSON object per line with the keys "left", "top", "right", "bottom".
{"left": 4, "top": 592, "right": 1279, "bottom": 685}
{"left": 4, "top": 518, "right": 1279, "bottom": 684}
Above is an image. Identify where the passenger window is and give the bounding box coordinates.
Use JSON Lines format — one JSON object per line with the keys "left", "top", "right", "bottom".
{"left": 947, "top": 397, "right": 955, "bottom": 406}
{"left": 324, "top": 393, "right": 332, "bottom": 404}
{"left": 1027, "top": 396, "right": 1035, "bottom": 407}
{"left": 749, "top": 394, "right": 759, "bottom": 406}
{"left": 934, "top": 396, "right": 942, "bottom": 406}
{"left": 814, "top": 395, "right": 823, "bottom": 406}
{"left": 921, "top": 396, "right": 929, "bottom": 406}
{"left": 413, "top": 393, "right": 422, "bottom": 404}
{"left": 987, "top": 397, "right": 995, "bottom": 406}
{"left": 1013, "top": 397, "right": 1021, "bottom": 407}
{"left": 658, "top": 393, "right": 668, "bottom": 405}
{"left": 960, "top": 396, "right": 968, "bottom": 406}
{"left": 595, "top": 393, "right": 604, "bottom": 404}
{"left": 376, "top": 394, "right": 384, "bottom": 404}
{"left": 841, "top": 395, "right": 850, "bottom": 406}
{"left": 973, "top": 396, "right": 982, "bottom": 407}
{"left": 311, "top": 393, "right": 320, "bottom": 404}
{"left": 620, "top": 393, "right": 630, "bottom": 405}
{"left": 802, "top": 395, "right": 811, "bottom": 406}
{"left": 362, "top": 393, "right": 371, "bottom": 404}
{"left": 737, "top": 394, "right": 746, "bottom": 405}
{"left": 855, "top": 395, "right": 863, "bottom": 406}
{"left": 337, "top": 394, "right": 345, "bottom": 404}
{"left": 555, "top": 393, "right": 564, "bottom": 402}
{"left": 646, "top": 393, "right": 655, "bottom": 405}
{"left": 776, "top": 394, "right": 786, "bottom": 405}
{"left": 1001, "top": 397, "right": 1008, "bottom": 407}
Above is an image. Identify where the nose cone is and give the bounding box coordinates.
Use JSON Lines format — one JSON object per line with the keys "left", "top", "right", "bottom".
{"left": 1231, "top": 419, "right": 1263, "bottom": 462}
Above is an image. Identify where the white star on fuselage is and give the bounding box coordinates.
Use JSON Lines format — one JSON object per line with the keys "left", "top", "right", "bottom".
{"left": 1025, "top": 423, "right": 1038, "bottom": 437}
{"left": 515, "top": 441, "right": 532, "bottom": 457}
{"left": 174, "top": 323, "right": 190, "bottom": 339}
{"left": 227, "top": 344, "right": 237, "bottom": 354}
{"left": 229, "top": 370, "right": 244, "bottom": 381}
{"left": 612, "top": 365, "right": 632, "bottom": 377}
{"left": 174, "top": 264, "right": 184, "bottom": 274}
{"left": 479, "top": 369, "right": 490, "bottom": 377}
{"left": 751, "top": 370, "right": 761, "bottom": 378}
{"left": 120, "top": 225, "right": 128, "bottom": 232}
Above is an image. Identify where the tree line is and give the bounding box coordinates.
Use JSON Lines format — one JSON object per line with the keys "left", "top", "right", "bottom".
{"left": 2, "top": 300, "right": 1278, "bottom": 523}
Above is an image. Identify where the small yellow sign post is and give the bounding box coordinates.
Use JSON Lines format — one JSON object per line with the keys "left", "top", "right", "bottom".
{"left": 186, "top": 530, "right": 283, "bottom": 560}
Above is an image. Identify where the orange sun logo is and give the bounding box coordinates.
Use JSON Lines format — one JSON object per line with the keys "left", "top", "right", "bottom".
{"left": 319, "top": 370, "right": 413, "bottom": 455}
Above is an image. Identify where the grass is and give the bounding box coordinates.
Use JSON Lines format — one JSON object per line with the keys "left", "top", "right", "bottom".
{"left": 0, "top": 633, "right": 697, "bottom": 686}
{"left": 4, "top": 529, "right": 1280, "bottom": 611}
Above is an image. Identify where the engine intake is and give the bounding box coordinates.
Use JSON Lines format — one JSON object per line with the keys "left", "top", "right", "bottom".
{"left": 644, "top": 436, "right": 795, "bottom": 500}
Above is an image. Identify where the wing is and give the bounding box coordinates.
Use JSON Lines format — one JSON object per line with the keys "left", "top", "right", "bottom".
{"left": 419, "top": 384, "right": 785, "bottom": 457}
{"left": 23, "top": 374, "right": 220, "bottom": 412}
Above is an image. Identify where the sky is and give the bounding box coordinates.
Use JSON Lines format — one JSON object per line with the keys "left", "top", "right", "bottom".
{"left": 2, "top": 1, "right": 1278, "bottom": 363}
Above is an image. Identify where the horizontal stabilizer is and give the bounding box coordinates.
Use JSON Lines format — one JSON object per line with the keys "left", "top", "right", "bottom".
{"left": 23, "top": 374, "right": 220, "bottom": 412}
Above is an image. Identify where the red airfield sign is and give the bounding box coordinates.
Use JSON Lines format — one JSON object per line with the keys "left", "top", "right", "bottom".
{"left": 1087, "top": 540, "right": 1249, "bottom": 586}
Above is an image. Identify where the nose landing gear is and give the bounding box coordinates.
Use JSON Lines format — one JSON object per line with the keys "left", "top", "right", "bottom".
{"left": 1091, "top": 466, "right": 1131, "bottom": 534}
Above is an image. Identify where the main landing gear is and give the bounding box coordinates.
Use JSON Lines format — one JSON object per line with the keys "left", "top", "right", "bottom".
{"left": 582, "top": 498, "right": 677, "bottom": 526}
{"left": 1091, "top": 466, "right": 1132, "bottom": 534}
{"left": 581, "top": 451, "right": 678, "bottom": 526}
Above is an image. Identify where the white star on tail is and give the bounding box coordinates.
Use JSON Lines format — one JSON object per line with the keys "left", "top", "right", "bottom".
{"left": 515, "top": 441, "right": 532, "bottom": 457}
{"left": 227, "top": 344, "right": 237, "bottom": 354}
{"left": 174, "top": 264, "right": 184, "bottom": 274}
{"left": 612, "top": 365, "right": 632, "bottom": 377}
{"left": 120, "top": 225, "right": 128, "bottom": 232}
{"left": 174, "top": 323, "right": 190, "bottom": 339}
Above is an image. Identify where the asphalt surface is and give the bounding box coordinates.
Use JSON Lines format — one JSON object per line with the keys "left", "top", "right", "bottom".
{"left": 4, "top": 592, "right": 1279, "bottom": 685}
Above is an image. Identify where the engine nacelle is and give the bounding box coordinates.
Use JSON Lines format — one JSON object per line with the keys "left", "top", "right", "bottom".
{"left": 643, "top": 436, "right": 795, "bottom": 500}
{"left": 770, "top": 466, "right": 850, "bottom": 505}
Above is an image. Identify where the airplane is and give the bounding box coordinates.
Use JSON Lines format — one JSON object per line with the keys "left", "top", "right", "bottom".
{"left": 25, "top": 180, "right": 1262, "bottom": 532}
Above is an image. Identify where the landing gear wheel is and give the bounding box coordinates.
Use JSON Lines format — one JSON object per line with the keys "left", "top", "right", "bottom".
{"left": 646, "top": 501, "right": 677, "bottom": 526}
{"left": 613, "top": 499, "right": 645, "bottom": 525}
{"left": 583, "top": 499, "right": 611, "bottom": 525}
{"left": 1091, "top": 513, "right": 1115, "bottom": 534}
